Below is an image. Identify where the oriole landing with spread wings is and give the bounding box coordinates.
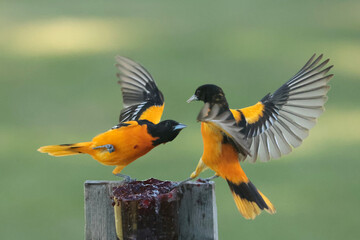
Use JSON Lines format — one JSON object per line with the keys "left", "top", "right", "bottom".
{"left": 38, "top": 56, "right": 186, "bottom": 177}
{"left": 187, "top": 54, "right": 333, "bottom": 219}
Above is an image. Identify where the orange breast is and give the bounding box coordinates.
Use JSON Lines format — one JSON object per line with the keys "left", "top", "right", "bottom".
{"left": 89, "top": 122, "right": 157, "bottom": 166}
{"left": 201, "top": 122, "right": 248, "bottom": 184}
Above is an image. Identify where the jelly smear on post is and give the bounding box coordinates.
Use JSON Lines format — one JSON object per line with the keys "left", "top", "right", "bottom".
{"left": 112, "top": 178, "right": 178, "bottom": 207}
{"left": 112, "top": 178, "right": 180, "bottom": 239}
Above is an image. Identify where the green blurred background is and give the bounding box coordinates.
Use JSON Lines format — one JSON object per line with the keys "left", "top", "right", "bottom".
{"left": 1, "top": 0, "right": 359, "bottom": 239}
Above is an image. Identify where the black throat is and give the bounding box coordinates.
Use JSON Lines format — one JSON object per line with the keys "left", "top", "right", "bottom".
{"left": 138, "top": 120, "right": 171, "bottom": 146}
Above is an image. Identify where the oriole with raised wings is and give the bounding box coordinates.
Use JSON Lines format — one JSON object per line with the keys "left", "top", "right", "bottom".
{"left": 187, "top": 54, "right": 333, "bottom": 219}
{"left": 38, "top": 56, "right": 186, "bottom": 177}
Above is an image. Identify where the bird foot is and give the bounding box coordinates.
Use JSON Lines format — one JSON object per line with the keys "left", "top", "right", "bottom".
{"left": 200, "top": 174, "right": 219, "bottom": 182}
{"left": 93, "top": 144, "right": 115, "bottom": 153}
{"left": 173, "top": 177, "right": 195, "bottom": 188}
{"left": 115, "top": 173, "right": 136, "bottom": 183}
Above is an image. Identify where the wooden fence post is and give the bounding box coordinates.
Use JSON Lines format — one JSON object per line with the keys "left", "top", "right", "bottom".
{"left": 84, "top": 181, "right": 122, "bottom": 240}
{"left": 84, "top": 179, "right": 218, "bottom": 240}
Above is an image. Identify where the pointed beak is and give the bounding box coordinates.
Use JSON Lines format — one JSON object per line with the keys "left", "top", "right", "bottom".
{"left": 187, "top": 95, "right": 198, "bottom": 103}
{"left": 173, "top": 123, "right": 187, "bottom": 130}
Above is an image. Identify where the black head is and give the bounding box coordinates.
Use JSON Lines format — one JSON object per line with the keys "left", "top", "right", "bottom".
{"left": 187, "top": 84, "right": 227, "bottom": 105}
{"left": 150, "top": 120, "right": 186, "bottom": 146}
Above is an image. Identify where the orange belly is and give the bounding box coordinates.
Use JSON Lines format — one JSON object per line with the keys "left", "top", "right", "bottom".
{"left": 88, "top": 123, "right": 156, "bottom": 166}
{"left": 201, "top": 122, "right": 248, "bottom": 184}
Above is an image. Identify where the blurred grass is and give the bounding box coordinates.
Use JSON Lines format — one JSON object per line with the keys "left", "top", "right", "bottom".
{"left": 1, "top": 0, "right": 360, "bottom": 239}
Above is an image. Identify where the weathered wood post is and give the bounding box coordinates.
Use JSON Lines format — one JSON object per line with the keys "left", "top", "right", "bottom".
{"left": 84, "top": 179, "right": 218, "bottom": 240}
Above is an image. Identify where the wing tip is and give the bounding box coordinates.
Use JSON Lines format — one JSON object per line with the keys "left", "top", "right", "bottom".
{"left": 115, "top": 55, "right": 132, "bottom": 63}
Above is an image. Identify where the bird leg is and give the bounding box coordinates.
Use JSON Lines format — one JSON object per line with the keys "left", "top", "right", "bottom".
{"left": 175, "top": 158, "right": 209, "bottom": 187}
{"left": 175, "top": 173, "right": 218, "bottom": 187}
{"left": 199, "top": 173, "right": 219, "bottom": 182}
{"left": 176, "top": 177, "right": 195, "bottom": 186}
{"left": 93, "top": 144, "right": 115, "bottom": 153}
{"left": 115, "top": 173, "right": 135, "bottom": 183}
{"left": 190, "top": 158, "right": 208, "bottom": 179}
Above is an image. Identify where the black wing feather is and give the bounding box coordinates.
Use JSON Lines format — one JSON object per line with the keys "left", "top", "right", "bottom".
{"left": 115, "top": 56, "right": 164, "bottom": 123}
{"left": 239, "top": 54, "right": 333, "bottom": 162}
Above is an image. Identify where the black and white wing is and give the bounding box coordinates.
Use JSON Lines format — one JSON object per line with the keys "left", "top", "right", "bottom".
{"left": 233, "top": 54, "right": 333, "bottom": 162}
{"left": 115, "top": 56, "right": 164, "bottom": 124}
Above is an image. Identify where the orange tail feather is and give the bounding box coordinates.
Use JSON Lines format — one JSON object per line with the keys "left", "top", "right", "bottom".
{"left": 227, "top": 180, "right": 276, "bottom": 219}
{"left": 37, "top": 142, "right": 92, "bottom": 156}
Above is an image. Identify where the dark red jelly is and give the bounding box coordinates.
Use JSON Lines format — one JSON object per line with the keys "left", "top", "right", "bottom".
{"left": 112, "top": 178, "right": 180, "bottom": 240}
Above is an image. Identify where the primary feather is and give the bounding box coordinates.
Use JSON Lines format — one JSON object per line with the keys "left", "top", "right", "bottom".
{"left": 115, "top": 56, "right": 164, "bottom": 124}
{"left": 233, "top": 54, "right": 333, "bottom": 162}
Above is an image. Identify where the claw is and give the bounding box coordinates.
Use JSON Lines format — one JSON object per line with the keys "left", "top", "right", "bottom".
{"left": 174, "top": 177, "right": 195, "bottom": 188}
{"left": 93, "top": 144, "right": 115, "bottom": 153}
{"left": 202, "top": 174, "right": 219, "bottom": 182}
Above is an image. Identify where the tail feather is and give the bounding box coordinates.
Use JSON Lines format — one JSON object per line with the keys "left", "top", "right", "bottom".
{"left": 37, "top": 142, "right": 92, "bottom": 156}
{"left": 258, "top": 190, "right": 276, "bottom": 214}
{"left": 228, "top": 180, "right": 276, "bottom": 219}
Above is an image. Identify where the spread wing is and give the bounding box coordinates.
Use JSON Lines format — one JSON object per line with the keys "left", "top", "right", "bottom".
{"left": 115, "top": 56, "right": 164, "bottom": 124}
{"left": 198, "top": 103, "right": 251, "bottom": 157}
{"left": 231, "top": 54, "right": 333, "bottom": 162}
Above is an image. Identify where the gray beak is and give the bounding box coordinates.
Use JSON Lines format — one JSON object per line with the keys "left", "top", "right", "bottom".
{"left": 173, "top": 123, "right": 187, "bottom": 130}
{"left": 186, "top": 95, "right": 198, "bottom": 103}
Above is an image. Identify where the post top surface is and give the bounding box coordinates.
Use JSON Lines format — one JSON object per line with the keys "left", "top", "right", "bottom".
{"left": 84, "top": 179, "right": 215, "bottom": 186}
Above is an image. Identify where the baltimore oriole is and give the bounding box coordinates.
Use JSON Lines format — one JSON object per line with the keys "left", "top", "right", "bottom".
{"left": 38, "top": 56, "right": 186, "bottom": 178}
{"left": 186, "top": 54, "right": 333, "bottom": 219}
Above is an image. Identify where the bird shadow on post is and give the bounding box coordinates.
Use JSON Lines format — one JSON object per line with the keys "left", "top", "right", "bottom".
{"left": 84, "top": 179, "right": 218, "bottom": 240}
